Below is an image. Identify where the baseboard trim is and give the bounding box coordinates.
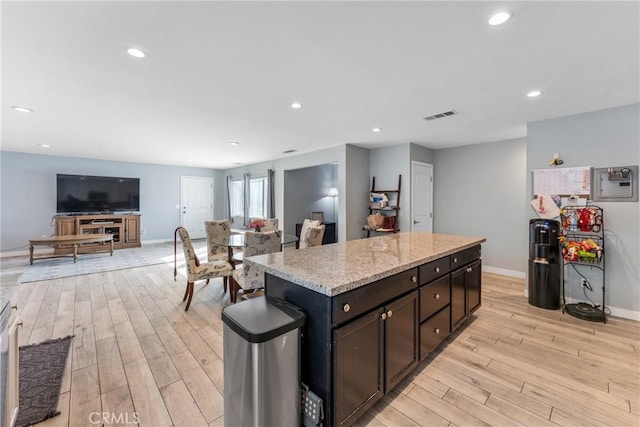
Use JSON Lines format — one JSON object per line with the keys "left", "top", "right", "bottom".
{"left": 483, "top": 265, "right": 526, "bottom": 279}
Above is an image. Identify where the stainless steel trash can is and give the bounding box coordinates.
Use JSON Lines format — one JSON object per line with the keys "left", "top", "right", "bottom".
{"left": 222, "top": 295, "right": 305, "bottom": 427}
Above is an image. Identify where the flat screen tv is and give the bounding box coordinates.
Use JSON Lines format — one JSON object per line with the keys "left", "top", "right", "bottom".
{"left": 56, "top": 174, "right": 140, "bottom": 214}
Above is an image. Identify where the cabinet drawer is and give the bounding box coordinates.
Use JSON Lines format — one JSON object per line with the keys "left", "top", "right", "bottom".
{"left": 419, "top": 275, "right": 450, "bottom": 322}
{"left": 450, "top": 245, "right": 481, "bottom": 268}
{"left": 333, "top": 269, "right": 418, "bottom": 326}
{"left": 419, "top": 306, "right": 450, "bottom": 360}
{"left": 419, "top": 256, "right": 450, "bottom": 284}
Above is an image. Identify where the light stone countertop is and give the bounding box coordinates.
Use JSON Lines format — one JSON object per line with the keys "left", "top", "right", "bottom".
{"left": 245, "top": 231, "right": 486, "bottom": 297}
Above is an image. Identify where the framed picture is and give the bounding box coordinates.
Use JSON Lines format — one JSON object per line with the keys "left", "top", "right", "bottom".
{"left": 311, "top": 211, "right": 324, "bottom": 223}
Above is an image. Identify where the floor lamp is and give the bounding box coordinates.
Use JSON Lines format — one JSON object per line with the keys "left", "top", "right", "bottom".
{"left": 328, "top": 187, "right": 338, "bottom": 224}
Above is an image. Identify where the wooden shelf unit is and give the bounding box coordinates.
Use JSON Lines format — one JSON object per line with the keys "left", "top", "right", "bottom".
{"left": 366, "top": 175, "right": 401, "bottom": 237}
{"left": 54, "top": 214, "right": 141, "bottom": 254}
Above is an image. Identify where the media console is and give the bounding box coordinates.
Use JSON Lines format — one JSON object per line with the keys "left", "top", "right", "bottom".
{"left": 53, "top": 214, "right": 141, "bottom": 255}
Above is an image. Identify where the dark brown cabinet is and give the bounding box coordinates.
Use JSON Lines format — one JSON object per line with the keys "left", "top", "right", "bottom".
{"left": 333, "top": 291, "right": 418, "bottom": 427}
{"left": 451, "top": 259, "right": 481, "bottom": 331}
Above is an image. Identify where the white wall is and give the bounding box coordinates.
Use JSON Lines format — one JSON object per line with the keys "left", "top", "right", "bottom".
{"left": 433, "top": 138, "right": 527, "bottom": 275}
{"left": 0, "top": 151, "right": 221, "bottom": 252}
{"left": 527, "top": 103, "right": 640, "bottom": 319}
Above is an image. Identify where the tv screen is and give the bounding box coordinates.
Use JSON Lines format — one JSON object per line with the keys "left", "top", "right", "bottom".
{"left": 57, "top": 174, "right": 140, "bottom": 214}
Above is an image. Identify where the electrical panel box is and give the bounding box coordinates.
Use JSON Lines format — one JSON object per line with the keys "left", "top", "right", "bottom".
{"left": 591, "top": 166, "right": 638, "bottom": 202}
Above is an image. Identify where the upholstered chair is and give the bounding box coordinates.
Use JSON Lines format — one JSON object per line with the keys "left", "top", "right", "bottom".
{"left": 298, "top": 219, "right": 321, "bottom": 249}
{"left": 230, "top": 230, "right": 282, "bottom": 302}
{"left": 174, "top": 226, "right": 233, "bottom": 310}
{"left": 204, "top": 219, "right": 234, "bottom": 290}
{"left": 249, "top": 217, "right": 279, "bottom": 232}
{"left": 300, "top": 224, "right": 326, "bottom": 249}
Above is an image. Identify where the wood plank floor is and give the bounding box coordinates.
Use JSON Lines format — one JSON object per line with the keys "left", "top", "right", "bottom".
{"left": 9, "top": 260, "right": 639, "bottom": 426}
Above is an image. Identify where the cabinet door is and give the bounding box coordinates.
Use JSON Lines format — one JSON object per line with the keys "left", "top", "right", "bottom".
{"left": 468, "top": 260, "right": 482, "bottom": 314}
{"left": 385, "top": 291, "right": 418, "bottom": 391}
{"left": 334, "top": 310, "right": 384, "bottom": 427}
{"left": 55, "top": 217, "right": 76, "bottom": 236}
{"left": 451, "top": 268, "right": 467, "bottom": 330}
{"left": 125, "top": 216, "right": 140, "bottom": 243}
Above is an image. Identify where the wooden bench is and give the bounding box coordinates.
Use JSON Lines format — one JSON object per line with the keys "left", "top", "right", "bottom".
{"left": 28, "top": 234, "right": 114, "bottom": 264}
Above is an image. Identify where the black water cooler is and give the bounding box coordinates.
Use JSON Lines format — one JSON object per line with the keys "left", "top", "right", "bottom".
{"left": 528, "top": 219, "right": 561, "bottom": 309}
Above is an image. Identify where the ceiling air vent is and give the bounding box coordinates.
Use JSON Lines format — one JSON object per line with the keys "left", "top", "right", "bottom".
{"left": 423, "top": 110, "right": 458, "bottom": 121}
{"left": 282, "top": 149, "right": 297, "bottom": 154}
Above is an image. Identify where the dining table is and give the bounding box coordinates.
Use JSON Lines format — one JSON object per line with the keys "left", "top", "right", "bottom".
{"left": 214, "top": 231, "right": 298, "bottom": 263}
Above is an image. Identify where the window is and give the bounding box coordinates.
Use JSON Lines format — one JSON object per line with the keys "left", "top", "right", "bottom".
{"left": 249, "top": 177, "right": 268, "bottom": 218}
{"left": 229, "top": 176, "right": 269, "bottom": 220}
{"left": 230, "top": 179, "right": 244, "bottom": 217}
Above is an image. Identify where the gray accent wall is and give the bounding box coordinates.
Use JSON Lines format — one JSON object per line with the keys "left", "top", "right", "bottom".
{"left": 433, "top": 138, "right": 527, "bottom": 274}
{"left": 283, "top": 164, "right": 338, "bottom": 237}
{"left": 345, "top": 145, "right": 371, "bottom": 240}
{"left": 527, "top": 103, "right": 640, "bottom": 316}
{"left": 0, "top": 151, "right": 220, "bottom": 252}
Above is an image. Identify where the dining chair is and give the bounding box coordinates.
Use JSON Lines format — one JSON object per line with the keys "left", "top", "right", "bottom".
{"left": 298, "top": 218, "right": 321, "bottom": 249}
{"left": 204, "top": 219, "right": 235, "bottom": 291}
{"left": 230, "top": 230, "right": 282, "bottom": 303}
{"left": 300, "top": 224, "right": 326, "bottom": 249}
{"left": 173, "top": 226, "right": 234, "bottom": 310}
{"left": 248, "top": 217, "right": 279, "bottom": 231}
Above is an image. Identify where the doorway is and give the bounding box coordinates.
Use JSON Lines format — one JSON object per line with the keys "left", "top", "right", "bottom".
{"left": 411, "top": 161, "right": 433, "bottom": 232}
{"left": 181, "top": 176, "right": 214, "bottom": 239}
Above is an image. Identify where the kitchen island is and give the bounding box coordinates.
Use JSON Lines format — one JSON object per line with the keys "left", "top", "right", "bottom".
{"left": 245, "top": 231, "right": 485, "bottom": 427}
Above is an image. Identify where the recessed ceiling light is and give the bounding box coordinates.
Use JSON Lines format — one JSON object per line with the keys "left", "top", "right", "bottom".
{"left": 229, "top": 141, "right": 240, "bottom": 146}
{"left": 527, "top": 90, "right": 543, "bottom": 97}
{"left": 11, "top": 106, "right": 33, "bottom": 113}
{"left": 488, "top": 11, "right": 513, "bottom": 26}
{"left": 126, "top": 47, "right": 147, "bottom": 58}
{"left": 372, "top": 128, "right": 382, "bottom": 133}
{"left": 291, "top": 102, "right": 303, "bottom": 109}
{"left": 39, "top": 144, "right": 51, "bottom": 148}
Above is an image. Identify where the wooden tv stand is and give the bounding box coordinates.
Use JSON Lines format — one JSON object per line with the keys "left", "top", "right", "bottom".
{"left": 53, "top": 214, "right": 141, "bottom": 255}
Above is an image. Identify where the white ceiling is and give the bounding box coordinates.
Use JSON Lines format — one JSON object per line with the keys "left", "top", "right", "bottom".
{"left": 2, "top": 1, "right": 639, "bottom": 169}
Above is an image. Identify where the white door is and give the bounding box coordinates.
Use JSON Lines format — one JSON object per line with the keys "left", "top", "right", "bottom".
{"left": 411, "top": 161, "right": 433, "bottom": 232}
{"left": 181, "top": 176, "right": 214, "bottom": 239}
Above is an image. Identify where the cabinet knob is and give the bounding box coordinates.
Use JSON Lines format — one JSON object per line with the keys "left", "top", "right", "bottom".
{"left": 434, "top": 328, "right": 440, "bottom": 334}
{"left": 343, "top": 303, "right": 350, "bottom": 313}
{"left": 435, "top": 267, "right": 440, "bottom": 273}
{"left": 466, "top": 267, "right": 473, "bottom": 273}
{"left": 453, "top": 257, "right": 458, "bottom": 264}
{"left": 381, "top": 312, "right": 387, "bottom": 320}
{"left": 387, "top": 310, "right": 393, "bottom": 318}
{"left": 411, "top": 276, "right": 417, "bottom": 283}
{"left": 434, "top": 293, "right": 440, "bottom": 300}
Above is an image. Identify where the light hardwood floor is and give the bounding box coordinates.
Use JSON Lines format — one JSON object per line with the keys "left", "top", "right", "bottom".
{"left": 12, "top": 261, "right": 639, "bottom": 427}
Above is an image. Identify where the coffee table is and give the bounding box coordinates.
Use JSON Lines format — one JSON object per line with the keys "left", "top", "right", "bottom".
{"left": 28, "top": 234, "right": 114, "bottom": 264}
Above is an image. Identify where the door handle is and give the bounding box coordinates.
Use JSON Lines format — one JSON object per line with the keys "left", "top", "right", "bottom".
{"left": 413, "top": 220, "right": 420, "bottom": 224}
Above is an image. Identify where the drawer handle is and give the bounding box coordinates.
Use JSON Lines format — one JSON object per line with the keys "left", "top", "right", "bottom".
{"left": 434, "top": 328, "right": 440, "bottom": 334}
{"left": 435, "top": 267, "right": 440, "bottom": 273}
{"left": 381, "top": 312, "right": 387, "bottom": 320}
{"left": 387, "top": 310, "right": 393, "bottom": 318}
{"left": 466, "top": 267, "right": 473, "bottom": 273}
{"left": 343, "top": 303, "right": 350, "bottom": 313}
{"left": 453, "top": 257, "right": 458, "bottom": 264}
{"left": 434, "top": 293, "right": 440, "bottom": 300}
{"left": 411, "top": 276, "right": 417, "bottom": 283}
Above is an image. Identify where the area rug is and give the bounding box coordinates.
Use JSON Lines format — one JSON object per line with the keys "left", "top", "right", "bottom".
{"left": 15, "top": 336, "right": 73, "bottom": 427}
{"left": 19, "top": 240, "right": 207, "bottom": 283}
